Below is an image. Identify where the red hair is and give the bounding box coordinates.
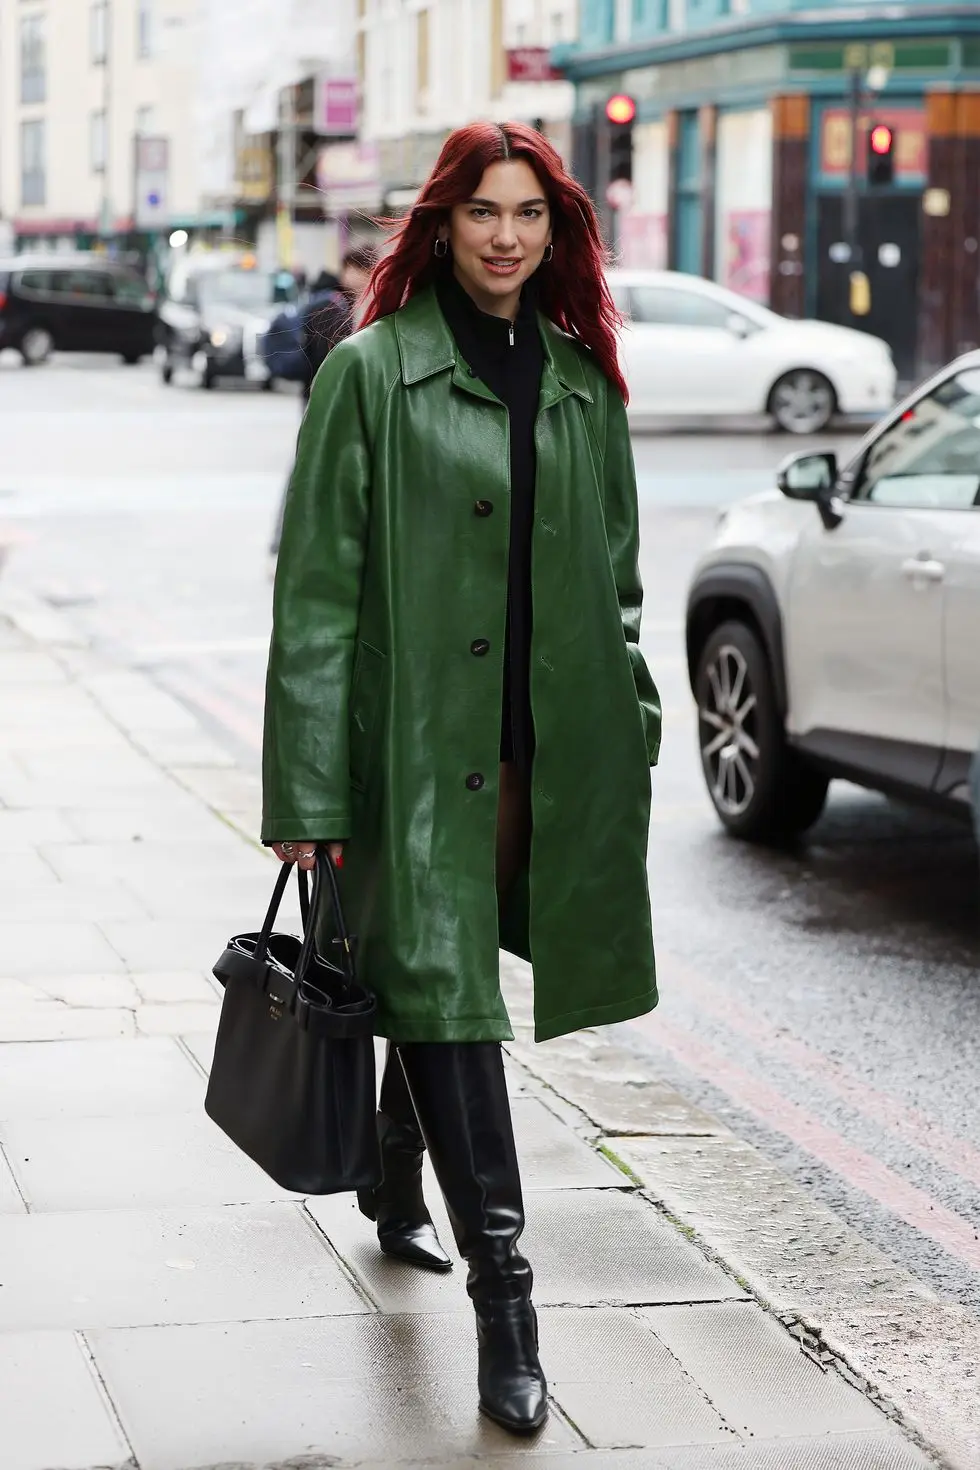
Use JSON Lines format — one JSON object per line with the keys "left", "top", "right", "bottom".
{"left": 360, "top": 122, "right": 627, "bottom": 402}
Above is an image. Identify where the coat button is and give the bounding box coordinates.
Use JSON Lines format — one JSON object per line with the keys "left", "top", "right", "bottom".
{"left": 470, "top": 638, "right": 490, "bottom": 656}
{"left": 465, "top": 773, "right": 485, "bottom": 791}
{"left": 474, "top": 500, "right": 494, "bottom": 517}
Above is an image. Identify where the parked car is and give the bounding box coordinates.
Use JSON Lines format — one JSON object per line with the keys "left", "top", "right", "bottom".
{"left": 608, "top": 270, "right": 896, "bottom": 434}
{"left": 156, "top": 259, "right": 298, "bottom": 389}
{"left": 685, "top": 352, "right": 980, "bottom": 842}
{"left": 0, "top": 254, "right": 158, "bottom": 365}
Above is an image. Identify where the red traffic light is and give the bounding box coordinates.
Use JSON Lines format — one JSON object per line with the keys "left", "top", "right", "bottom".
{"left": 870, "top": 124, "right": 893, "bottom": 155}
{"left": 606, "top": 94, "right": 636, "bottom": 126}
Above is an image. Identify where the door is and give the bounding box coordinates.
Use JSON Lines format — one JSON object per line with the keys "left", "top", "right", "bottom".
{"left": 57, "top": 267, "right": 120, "bottom": 351}
{"left": 783, "top": 365, "right": 980, "bottom": 786}
{"left": 622, "top": 282, "right": 747, "bottom": 415}
{"left": 108, "top": 269, "right": 157, "bottom": 356}
{"left": 816, "top": 193, "right": 920, "bottom": 383}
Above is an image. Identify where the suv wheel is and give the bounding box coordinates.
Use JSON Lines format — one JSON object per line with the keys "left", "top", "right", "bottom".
{"left": 20, "top": 326, "right": 54, "bottom": 366}
{"left": 768, "top": 369, "right": 835, "bottom": 434}
{"left": 695, "top": 619, "right": 829, "bottom": 842}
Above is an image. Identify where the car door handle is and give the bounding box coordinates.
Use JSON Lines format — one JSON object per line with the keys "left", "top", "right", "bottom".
{"left": 901, "top": 556, "right": 946, "bottom": 583}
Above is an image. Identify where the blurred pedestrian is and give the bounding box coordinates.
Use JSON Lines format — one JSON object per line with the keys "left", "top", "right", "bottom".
{"left": 268, "top": 247, "right": 378, "bottom": 559}
{"left": 264, "top": 123, "right": 661, "bottom": 1433}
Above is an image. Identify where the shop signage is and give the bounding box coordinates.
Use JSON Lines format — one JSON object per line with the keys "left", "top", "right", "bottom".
{"left": 236, "top": 140, "right": 274, "bottom": 203}
{"left": 506, "top": 48, "right": 561, "bottom": 83}
{"left": 316, "top": 141, "right": 382, "bottom": 213}
{"left": 134, "top": 136, "right": 169, "bottom": 228}
{"left": 316, "top": 77, "right": 358, "bottom": 136}
{"left": 820, "top": 107, "right": 927, "bottom": 180}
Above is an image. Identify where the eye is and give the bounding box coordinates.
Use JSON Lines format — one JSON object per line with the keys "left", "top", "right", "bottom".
{"left": 522, "top": 208, "right": 544, "bottom": 220}
{"left": 469, "top": 206, "right": 493, "bottom": 220}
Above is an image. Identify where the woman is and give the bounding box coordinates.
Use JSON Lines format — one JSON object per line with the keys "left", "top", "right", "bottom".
{"left": 263, "top": 121, "right": 661, "bottom": 1435}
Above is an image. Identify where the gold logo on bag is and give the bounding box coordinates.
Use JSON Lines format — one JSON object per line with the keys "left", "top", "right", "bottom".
{"left": 269, "top": 1005, "right": 283, "bottom": 1020}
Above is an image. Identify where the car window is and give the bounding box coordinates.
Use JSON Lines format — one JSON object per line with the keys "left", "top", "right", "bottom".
{"left": 17, "top": 268, "right": 64, "bottom": 295}
{"left": 855, "top": 368, "right": 980, "bottom": 510}
{"left": 629, "top": 285, "right": 734, "bottom": 330}
{"left": 111, "top": 272, "right": 152, "bottom": 306}
{"left": 62, "top": 269, "right": 114, "bottom": 301}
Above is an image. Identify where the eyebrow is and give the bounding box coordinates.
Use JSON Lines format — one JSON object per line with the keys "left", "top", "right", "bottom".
{"left": 467, "top": 196, "right": 548, "bottom": 208}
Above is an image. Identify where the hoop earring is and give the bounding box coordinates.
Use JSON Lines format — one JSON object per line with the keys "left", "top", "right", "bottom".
{"left": 542, "top": 243, "right": 554, "bottom": 262}
{"left": 434, "top": 238, "right": 449, "bottom": 258}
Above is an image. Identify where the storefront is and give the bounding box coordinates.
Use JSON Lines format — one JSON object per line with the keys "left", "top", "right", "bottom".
{"left": 558, "top": 12, "right": 980, "bottom": 379}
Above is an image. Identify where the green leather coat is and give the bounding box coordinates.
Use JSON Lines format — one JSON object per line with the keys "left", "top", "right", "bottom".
{"left": 262, "top": 285, "right": 660, "bottom": 1043}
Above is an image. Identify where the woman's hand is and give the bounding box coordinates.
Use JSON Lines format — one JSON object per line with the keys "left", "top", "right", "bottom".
{"left": 271, "top": 842, "right": 344, "bottom": 872}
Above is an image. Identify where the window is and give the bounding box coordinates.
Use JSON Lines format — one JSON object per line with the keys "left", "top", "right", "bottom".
{"left": 111, "top": 272, "right": 152, "bottom": 305}
{"left": 855, "top": 369, "right": 980, "bottom": 510}
{"left": 135, "top": 106, "right": 155, "bottom": 136}
{"left": 62, "top": 269, "right": 114, "bottom": 301}
{"left": 137, "top": 0, "right": 153, "bottom": 58}
{"left": 20, "top": 14, "right": 46, "bottom": 105}
{"left": 91, "top": 110, "right": 107, "bottom": 174}
{"left": 91, "top": 1, "right": 108, "bottom": 64}
{"left": 550, "top": 10, "right": 565, "bottom": 42}
{"left": 20, "top": 120, "right": 46, "bottom": 206}
{"left": 629, "top": 285, "right": 734, "bottom": 329}
{"left": 18, "top": 269, "right": 61, "bottom": 296}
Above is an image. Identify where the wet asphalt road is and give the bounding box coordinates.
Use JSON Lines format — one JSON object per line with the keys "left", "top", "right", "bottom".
{"left": 2, "top": 352, "right": 978, "bottom": 1314}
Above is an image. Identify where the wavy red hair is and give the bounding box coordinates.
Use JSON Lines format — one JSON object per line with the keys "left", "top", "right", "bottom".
{"left": 360, "top": 121, "right": 627, "bottom": 402}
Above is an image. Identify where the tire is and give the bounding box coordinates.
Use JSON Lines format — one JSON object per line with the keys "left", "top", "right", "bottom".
{"left": 201, "top": 364, "right": 217, "bottom": 390}
{"left": 19, "top": 326, "right": 54, "bottom": 366}
{"left": 695, "top": 619, "right": 829, "bottom": 842}
{"left": 768, "top": 369, "right": 836, "bottom": 435}
{"left": 121, "top": 353, "right": 143, "bottom": 366}
{"left": 160, "top": 358, "right": 174, "bottom": 385}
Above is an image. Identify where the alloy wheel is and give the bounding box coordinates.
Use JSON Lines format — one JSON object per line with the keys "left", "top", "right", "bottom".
{"left": 20, "top": 326, "right": 54, "bottom": 365}
{"left": 770, "top": 370, "right": 834, "bottom": 434}
{"left": 699, "top": 643, "right": 761, "bottom": 818}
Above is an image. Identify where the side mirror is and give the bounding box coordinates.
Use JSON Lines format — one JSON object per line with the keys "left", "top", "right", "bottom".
{"left": 727, "top": 314, "right": 752, "bottom": 340}
{"left": 776, "top": 450, "right": 845, "bottom": 529}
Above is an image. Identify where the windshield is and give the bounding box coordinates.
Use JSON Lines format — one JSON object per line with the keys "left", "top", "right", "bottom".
{"left": 195, "top": 269, "right": 296, "bottom": 312}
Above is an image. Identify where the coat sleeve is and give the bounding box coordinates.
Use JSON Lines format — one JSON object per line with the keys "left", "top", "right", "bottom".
{"left": 262, "top": 341, "right": 374, "bottom": 842}
{"left": 601, "top": 379, "right": 663, "bottom": 768}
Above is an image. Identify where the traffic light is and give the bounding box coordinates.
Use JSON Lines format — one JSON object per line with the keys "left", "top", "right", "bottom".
{"left": 606, "top": 94, "right": 635, "bottom": 184}
{"left": 867, "top": 122, "right": 895, "bottom": 187}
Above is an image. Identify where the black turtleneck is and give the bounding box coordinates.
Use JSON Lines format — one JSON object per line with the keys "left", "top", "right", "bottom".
{"left": 436, "top": 269, "right": 544, "bottom": 777}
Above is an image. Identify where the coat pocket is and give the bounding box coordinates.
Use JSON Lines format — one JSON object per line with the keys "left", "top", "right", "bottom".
{"left": 348, "top": 639, "right": 386, "bottom": 792}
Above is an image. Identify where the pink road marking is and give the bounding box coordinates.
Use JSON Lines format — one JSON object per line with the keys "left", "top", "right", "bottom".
{"left": 656, "top": 952, "right": 980, "bottom": 1192}
{"left": 164, "top": 666, "right": 262, "bottom": 752}
{"left": 628, "top": 1009, "right": 980, "bottom": 1274}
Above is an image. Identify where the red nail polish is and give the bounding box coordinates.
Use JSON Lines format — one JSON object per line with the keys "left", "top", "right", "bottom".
{"left": 334, "top": 852, "right": 344, "bottom": 869}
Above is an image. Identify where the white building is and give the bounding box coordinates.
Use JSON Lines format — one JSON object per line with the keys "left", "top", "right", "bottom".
{"left": 0, "top": 0, "right": 212, "bottom": 248}
{"left": 354, "top": 0, "right": 577, "bottom": 209}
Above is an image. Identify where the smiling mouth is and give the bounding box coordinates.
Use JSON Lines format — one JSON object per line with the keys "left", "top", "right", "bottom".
{"left": 482, "top": 258, "right": 522, "bottom": 274}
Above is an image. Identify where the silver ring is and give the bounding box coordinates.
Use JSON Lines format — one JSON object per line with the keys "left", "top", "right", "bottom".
{"left": 281, "top": 842, "right": 296, "bottom": 855}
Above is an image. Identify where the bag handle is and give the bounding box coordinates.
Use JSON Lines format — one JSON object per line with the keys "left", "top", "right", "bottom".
{"left": 257, "top": 850, "right": 355, "bottom": 990}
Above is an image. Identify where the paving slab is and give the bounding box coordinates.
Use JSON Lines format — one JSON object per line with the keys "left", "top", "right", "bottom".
{"left": 38, "top": 837, "right": 263, "bottom": 886}
{"left": 0, "top": 1145, "right": 27, "bottom": 1213}
{"left": 0, "top": 809, "right": 78, "bottom": 849}
{"left": 347, "top": 1440, "right": 936, "bottom": 1470}
{"left": 0, "top": 1109, "right": 300, "bottom": 1210}
{"left": 0, "top": 1004, "right": 137, "bottom": 1042}
{"left": 0, "top": 1202, "right": 369, "bottom": 1330}
{"left": 0, "top": 919, "right": 127, "bottom": 976}
{"left": 0, "top": 880, "right": 148, "bottom": 921}
{"left": 508, "top": 1096, "right": 626, "bottom": 1190}
{"left": 313, "top": 1187, "right": 745, "bottom": 1312}
{"left": 0, "top": 1036, "right": 203, "bottom": 1120}
{"left": 87, "top": 1313, "right": 583, "bottom": 1470}
{"left": 91, "top": 917, "right": 234, "bottom": 971}
{"left": 0, "top": 1331, "right": 133, "bottom": 1470}
{"left": 643, "top": 1302, "right": 888, "bottom": 1438}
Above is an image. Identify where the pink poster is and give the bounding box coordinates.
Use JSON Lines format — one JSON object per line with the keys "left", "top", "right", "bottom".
{"left": 724, "top": 210, "right": 771, "bottom": 303}
{"left": 619, "top": 213, "right": 667, "bottom": 269}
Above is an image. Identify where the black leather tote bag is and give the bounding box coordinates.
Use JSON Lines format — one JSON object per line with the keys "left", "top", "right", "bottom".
{"left": 206, "top": 850, "right": 381, "bottom": 1195}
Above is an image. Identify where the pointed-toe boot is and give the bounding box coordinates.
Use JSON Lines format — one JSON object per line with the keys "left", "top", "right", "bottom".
{"left": 397, "top": 1041, "right": 548, "bottom": 1434}
{"left": 357, "top": 1045, "right": 453, "bottom": 1273}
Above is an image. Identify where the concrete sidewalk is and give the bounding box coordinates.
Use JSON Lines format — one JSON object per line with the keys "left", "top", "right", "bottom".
{"left": 0, "top": 602, "right": 938, "bottom": 1470}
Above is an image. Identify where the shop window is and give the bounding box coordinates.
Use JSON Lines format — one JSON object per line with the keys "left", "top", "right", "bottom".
{"left": 631, "top": 0, "right": 667, "bottom": 36}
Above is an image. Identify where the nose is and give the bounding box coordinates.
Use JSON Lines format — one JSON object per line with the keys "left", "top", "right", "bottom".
{"left": 492, "top": 216, "right": 518, "bottom": 251}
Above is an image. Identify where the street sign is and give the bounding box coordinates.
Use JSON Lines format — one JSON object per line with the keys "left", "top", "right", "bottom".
{"left": 605, "top": 178, "right": 634, "bottom": 212}
{"left": 134, "top": 135, "right": 169, "bottom": 229}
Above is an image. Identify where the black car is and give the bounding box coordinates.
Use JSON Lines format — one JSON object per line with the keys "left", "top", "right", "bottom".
{"left": 0, "top": 254, "right": 158, "bottom": 365}
{"left": 157, "top": 262, "right": 298, "bottom": 389}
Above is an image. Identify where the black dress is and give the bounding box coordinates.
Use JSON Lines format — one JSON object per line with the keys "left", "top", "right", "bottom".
{"left": 436, "top": 271, "right": 544, "bottom": 778}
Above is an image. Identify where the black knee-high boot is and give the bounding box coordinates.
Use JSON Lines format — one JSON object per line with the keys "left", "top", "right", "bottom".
{"left": 395, "top": 1042, "right": 548, "bottom": 1434}
{"left": 357, "top": 1043, "right": 452, "bottom": 1272}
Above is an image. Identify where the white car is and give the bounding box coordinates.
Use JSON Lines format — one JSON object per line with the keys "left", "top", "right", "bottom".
{"left": 609, "top": 270, "right": 897, "bottom": 434}
{"left": 685, "top": 352, "right": 980, "bottom": 842}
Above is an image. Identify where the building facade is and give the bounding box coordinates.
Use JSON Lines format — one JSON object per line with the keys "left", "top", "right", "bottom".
{"left": 351, "top": 0, "right": 579, "bottom": 215}
{"left": 0, "top": 0, "right": 215, "bottom": 253}
{"left": 557, "top": 0, "right": 980, "bottom": 379}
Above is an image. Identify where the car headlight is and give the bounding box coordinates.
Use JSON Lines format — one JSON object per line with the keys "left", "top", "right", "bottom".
{"left": 210, "top": 325, "right": 242, "bottom": 349}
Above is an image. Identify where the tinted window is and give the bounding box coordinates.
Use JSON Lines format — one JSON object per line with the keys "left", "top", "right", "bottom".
{"left": 629, "top": 286, "right": 734, "bottom": 330}
{"left": 62, "top": 269, "right": 114, "bottom": 300}
{"left": 856, "top": 369, "right": 980, "bottom": 510}
{"left": 17, "top": 269, "right": 65, "bottom": 295}
{"left": 197, "top": 269, "right": 290, "bottom": 312}
{"left": 111, "top": 271, "right": 151, "bottom": 305}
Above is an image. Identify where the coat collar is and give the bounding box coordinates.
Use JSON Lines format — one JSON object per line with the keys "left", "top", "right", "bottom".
{"left": 392, "top": 284, "right": 594, "bottom": 407}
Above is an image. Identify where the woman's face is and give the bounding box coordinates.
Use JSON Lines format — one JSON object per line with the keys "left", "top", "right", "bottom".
{"left": 441, "top": 158, "right": 552, "bottom": 319}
